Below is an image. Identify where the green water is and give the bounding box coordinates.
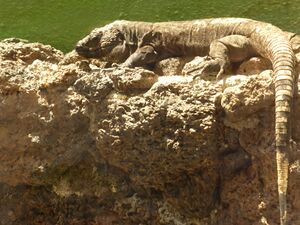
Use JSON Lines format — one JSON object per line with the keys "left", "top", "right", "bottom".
{"left": 0, "top": 0, "right": 299, "bottom": 52}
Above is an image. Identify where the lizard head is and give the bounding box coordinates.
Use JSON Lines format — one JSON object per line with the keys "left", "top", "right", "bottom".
{"left": 75, "top": 26, "right": 129, "bottom": 63}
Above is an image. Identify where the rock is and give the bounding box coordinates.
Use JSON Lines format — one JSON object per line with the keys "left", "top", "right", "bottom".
{"left": 1, "top": 37, "right": 29, "bottom": 43}
{"left": 154, "top": 57, "right": 190, "bottom": 75}
{"left": 236, "top": 57, "right": 272, "bottom": 75}
{"left": 0, "top": 40, "right": 299, "bottom": 225}
{"left": 182, "top": 56, "right": 206, "bottom": 75}
{"left": 0, "top": 38, "right": 63, "bottom": 64}
{"left": 182, "top": 56, "right": 221, "bottom": 81}
{"left": 216, "top": 74, "right": 249, "bottom": 89}
{"left": 59, "top": 50, "right": 85, "bottom": 65}
{"left": 296, "top": 52, "right": 300, "bottom": 62}
{"left": 296, "top": 53, "right": 300, "bottom": 77}
{"left": 107, "top": 67, "right": 159, "bottom": 93}
{"left": 74, "top": 72, "right": 113, "bottom": 102}
{"left": 60, "top": 50, "right": 110, "bottom": 70}
{"left": 220, "top": 70, "right": 274, "bottom": 126}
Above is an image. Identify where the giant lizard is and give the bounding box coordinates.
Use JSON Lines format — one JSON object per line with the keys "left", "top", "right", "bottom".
{"left": 75, "top": 18, "right": 298, "bottom": 225}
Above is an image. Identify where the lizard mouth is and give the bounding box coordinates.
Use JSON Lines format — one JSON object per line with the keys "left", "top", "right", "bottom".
{"left": 75, "top": 46, "right": 101, "bottom": 58}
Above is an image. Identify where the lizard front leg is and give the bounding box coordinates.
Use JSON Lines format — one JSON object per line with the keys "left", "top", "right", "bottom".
{"left": 122, "top": 45, "right": 160, "bottom": 68}
{"left": 122, "top": 31, "right": 164, "bottom": 68}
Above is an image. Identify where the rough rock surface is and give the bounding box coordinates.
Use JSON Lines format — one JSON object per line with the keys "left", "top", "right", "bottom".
{"left": 154, "top": 57, "right": 191, "bottom": 76}
{"left": 0, "top": 39, "right": 299, "bottom": 225}
{"left": 236, "top": 57, "right": 272, "bottom": 75}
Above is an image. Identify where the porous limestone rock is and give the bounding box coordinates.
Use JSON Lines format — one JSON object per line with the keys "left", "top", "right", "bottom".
{"left": 220, "top": 70, "right": 274, "bottom": 126}
{"left": 182, "top": 56, "right": 221, "bottom": 81}
{"left": 0, "top": 39, "right": 299, "bottom": 225}
{"left": 106, "top": 66, "right": 159, "bottom": 93}
{"left": 0, "top": 38, "right": 63, "bottom": 64}
{"left": 154, "top": 57, "right": 191, "bottom": 76}
{"left": 182, "top": 56, "right": 210, "bottom": 78}
{"left": 236, "top": 57, "right": 272, "bottom": 75}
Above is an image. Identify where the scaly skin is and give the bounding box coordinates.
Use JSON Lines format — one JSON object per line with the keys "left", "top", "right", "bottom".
{"left": 76, "top": 18, "right": 297, "bottom": 225}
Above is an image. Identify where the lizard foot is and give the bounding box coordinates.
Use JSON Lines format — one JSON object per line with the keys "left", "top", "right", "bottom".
{"left": 189, "top": 57, "right": 227, "bottom": 80}
{"left": 112, "top": 62, "right": 138, "bottom": 70}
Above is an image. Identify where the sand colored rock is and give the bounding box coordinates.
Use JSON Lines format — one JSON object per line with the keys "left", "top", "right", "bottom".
{"left": 236, "top": 57, "right": 272, "bottom": 75}
{"left": 0, "top": 39, "right": 299, "bottom": 225}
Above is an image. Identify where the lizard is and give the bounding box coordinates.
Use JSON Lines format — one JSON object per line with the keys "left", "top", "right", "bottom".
{"left": 75, "top": 18, "right": 298, "bottom": 225}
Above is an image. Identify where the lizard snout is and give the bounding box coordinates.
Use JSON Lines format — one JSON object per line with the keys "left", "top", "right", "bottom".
{"left": 75, "top": 45, "right": 88, "bottom": 54}
{"left": 75, "top": 45, "right": 101, "bottom": 58}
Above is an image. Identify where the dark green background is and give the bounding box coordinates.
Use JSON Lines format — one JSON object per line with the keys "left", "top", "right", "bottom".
{"left": 0, "top": 0, "right": 299, "bottom": 52}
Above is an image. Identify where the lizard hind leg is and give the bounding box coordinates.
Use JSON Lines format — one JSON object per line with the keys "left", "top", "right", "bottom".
{"left": 189, "top": 38, "right": 232, "bottom": 80}
{"left": 190, "top": 36, "right": 248, "bottom": 80}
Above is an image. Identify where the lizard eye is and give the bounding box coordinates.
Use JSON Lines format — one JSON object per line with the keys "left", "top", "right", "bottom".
{"left": 87, "top": 36, "right": 100, "bottom": 47}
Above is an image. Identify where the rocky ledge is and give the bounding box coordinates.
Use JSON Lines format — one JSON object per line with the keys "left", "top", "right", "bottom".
{"left": 0, "top": 38, "right": 299, "bottom": 225}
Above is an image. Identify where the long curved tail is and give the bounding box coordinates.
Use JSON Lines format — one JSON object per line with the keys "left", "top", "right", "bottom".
{"left": 268, "top": 34, "right": 294, "bottom": 225}
{"left": 252, "top": 27, "right": 296, "bottom": 225}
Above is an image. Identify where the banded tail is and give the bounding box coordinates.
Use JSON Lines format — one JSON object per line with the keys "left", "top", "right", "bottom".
{"left": 222, "top": 20, "right": 295, "bottom": 224}
{"left": 252, "top": 27, "right": 296, "bottom": 225}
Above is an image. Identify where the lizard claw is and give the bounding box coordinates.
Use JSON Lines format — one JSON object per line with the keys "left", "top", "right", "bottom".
{"left": 121, "top": 61, "right": 134, "bottom": 68}
{"left": 190, "top": 57, "right": 227, "bottom": 80}
{"left": 111, "top": 63, "right": 119, "bottom": 68}
{"left": 112, "top": 62, "right": 133, "bottom": 69}
{"left": 216, "top": 67, "right": 225, "bottom": 80}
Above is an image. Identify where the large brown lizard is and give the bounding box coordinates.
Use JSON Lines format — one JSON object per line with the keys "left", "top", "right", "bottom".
{"left": 75, "top": 18, "right": 298, "bottom": 225}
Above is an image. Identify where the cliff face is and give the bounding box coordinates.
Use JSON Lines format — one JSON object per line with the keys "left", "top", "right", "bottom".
{"left": 0, "top": 38, "right": 299, "bottom": 225}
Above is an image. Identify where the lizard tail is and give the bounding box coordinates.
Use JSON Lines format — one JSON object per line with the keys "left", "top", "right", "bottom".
{"left": 277, "top": 149, "right": 289, "bottom": 225}
{"left": 267, "top": 34, "right": 295, "bottom": 225}
{"left": 208, "top": 19, "right": 296, "bottom": 225}
{"left": 247, "top": 24, "right": 296, "bottom": 225}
